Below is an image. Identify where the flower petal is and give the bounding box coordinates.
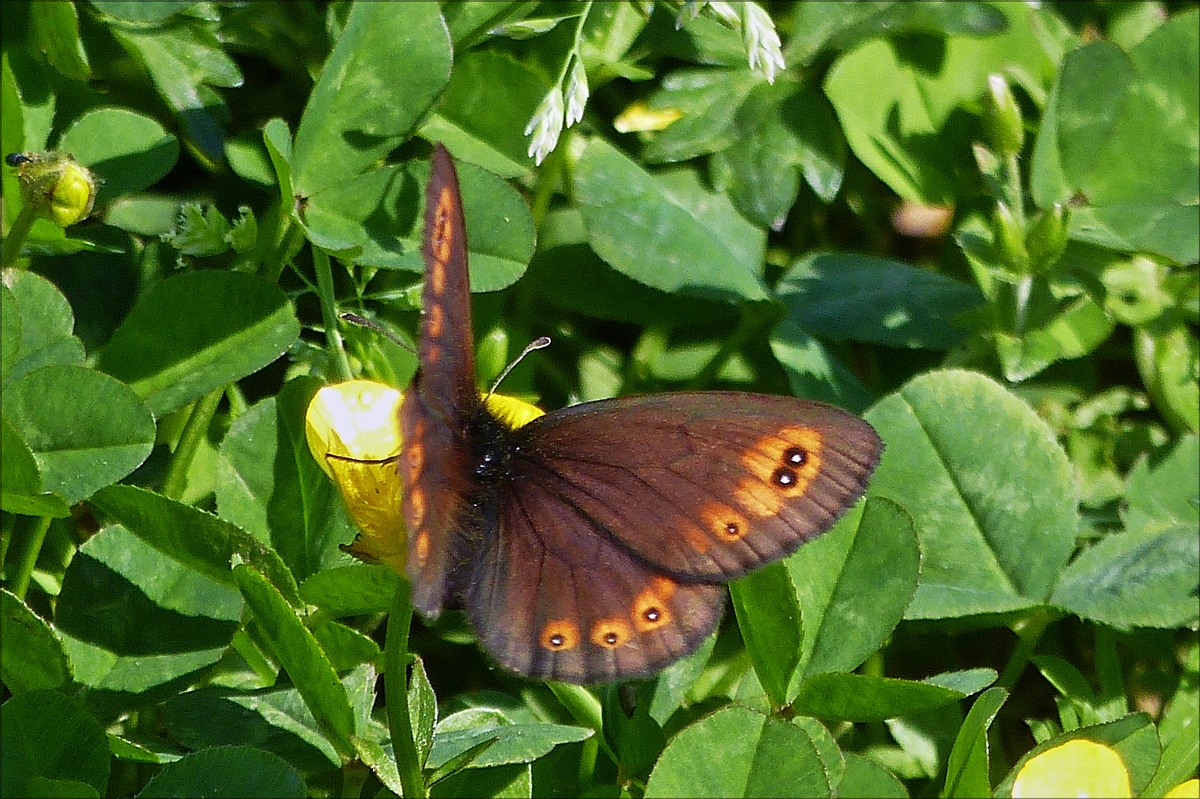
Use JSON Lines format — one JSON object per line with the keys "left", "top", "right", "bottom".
{"left": 1012, "top": 739, "right": 1132, "bottom": 798}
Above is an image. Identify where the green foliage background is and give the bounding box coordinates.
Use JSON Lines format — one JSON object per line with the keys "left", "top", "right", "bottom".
{"left": 1, "top": 2, "right": 1197, "bottom": 797}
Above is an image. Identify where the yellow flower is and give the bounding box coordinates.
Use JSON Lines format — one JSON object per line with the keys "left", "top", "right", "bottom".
{"left": 306, "top": 381, "right": 407, "bottom": 573}
{"left": 305, "top": 381, "right": 545, "bottom": 575}
{"left": 1012, "top": 739, "right": 1131, "bottom": 798}
{"left": 484, "top": 392, "right": 545, "bottom": 429}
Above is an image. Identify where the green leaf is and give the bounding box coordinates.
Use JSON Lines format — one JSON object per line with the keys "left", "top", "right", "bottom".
{"left": 262, "top": 117, "right": 294, "bottom": 211}
{"left": 409, "top": 656, "right": 438, "bottom": 770}
{"left": 426, "top": 708, "right": 592, "bottom": 770}
{"left": 837, "top": 752, "right": 909, "bottom": 798}
{"left": 164, "top": 682, "right": 347, "bottom": 773}
{"left": 0, "top": 690, "right": 110, "bottom": 798}
{"left": 29, "top": 1, "right": 89, "bottom": 81}
{"left": 1136, "top": 323, "right": 1200, "bottom": 434}
{"left": 768, "top": 318, "right": 873, "bottom": 412}
{"left": 824, "top": 3, "right": 1056, "bottom": 202}
{"left": 730, "top": 561, "right": 802, "bottom": 709}
{"left": 793, "top": 673, "right": 972, "bottom": 722}
{"left": 1, "top": 589, "right": 71, "bottom": 693}
{"left": 865, "top": 370, "right": 1079, "bottom": 618}
{"left": 54, "top": 525, "right": 239, "bottom": 709}
{"left": 91, "top": 1, "right": 196, "bottom": 23}
{"left": 789, "top": 498, "right": 920, "bottom": 685}
{"left": 96, "top": 271, "right": 300, "bottom": 417}
{"left": 419, "top": 50, "right": 544, "bottom": 178}
{"left": 234, "top": 563, "right": 356, "bottom": 760}
{"left": 645, "top": 705, "right": 832, "bottom": 797}
{"left": 291, "top": 2, "right": 451, "bottom": 196}
{"left": 300, "top": 158, "right": 534, "bottom": 291}
{"left": 137, "top": 745, "right": 306, "bottom": 799}
{"left": 90, "top": 484, "right": 300, "bottom": 606}
{"left": 942, "top": 687, "right": 1007, "bottom": 798}
{"left": 1, "top": 414, "right": 69, "bottom": 517}
{"left": 1031, "top": 10, "right": 1200, "bottom": 263}
{"left": 712, "top": 82, "right": 846, "bottom": 227}
{"left": 56, "top": 107, "right": 178, "bottom": 204}
{"left": 2, "top": 269, "right": 85, "bottom": 382}
{"left": 576, "top": 139, "right": 769, "bottom": 303}
{"left": 1051, "top": 523, "right": 1199, "bottom": 630}
{"left": 298, "top": 564, "right": 402, "bottom": 618}
{"left": 109, "top": 22, "right": 241, "bottom": 165}
{"left": 1143, "top": 644, "right": 1199, "bottom": 797}
{"left": 778, "top": 253, "right": 984, "bottom": 350}
{"left": 4, "top": 364, "right": 154, "bottom": 504}
{"left": 215, "top": 378, "right": 354, "bottom": 582}
{"left": 640, "top": 68, "right": 760, "bottom": 164}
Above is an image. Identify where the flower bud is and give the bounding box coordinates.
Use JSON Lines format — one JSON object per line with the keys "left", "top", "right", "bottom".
{"left": 7, "top": 151, "right": 98, "bottom": 227}
{"left": 984, "top": 74, "right": 1024, "bottom": 157}
{"left": 1025, "top": 203, "right": 1070, "bottom": 273}
{"left": 993, "top": 201, "right": 1027, "bottom": 271}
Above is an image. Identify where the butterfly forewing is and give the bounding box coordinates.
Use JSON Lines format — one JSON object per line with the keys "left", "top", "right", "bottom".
{"left": 506, "top": 393, "right": 883, "bottom": 581}
{"left": 401, "top": 145, "right": 482, "bottom": 617}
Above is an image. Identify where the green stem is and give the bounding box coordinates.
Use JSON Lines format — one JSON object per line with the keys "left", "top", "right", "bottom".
{"left": 313, "top": 246, "right": 354, "bottom": 381}
{"left": 685, "top": 306, "right": 763, "bottom": 390}
{"left": 385, "top": 581, "right": 426, "bottom": 799}
{"left": 9, "top": 514, "right": 52, "bottom": 600}
{"left": 548, "top": 682, "right": 619, "bottom": 765}
{"left": 555, "top": 2, "right": 594, "bottom": 87}
{"left": 998, "top": 608, "right": 1059, "bottom": 690}
{"left": 265, "top": 213, "right": 304, "bottom": 284}
{"left": 2, "top": 207, "right": 38, "bottom": 268}
{"left": 161, "top": 388, "right": 224, "bottom": 501}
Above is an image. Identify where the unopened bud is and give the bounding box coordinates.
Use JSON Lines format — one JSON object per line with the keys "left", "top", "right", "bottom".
{"left": 1026, "top": 204, "right": 1070, "bottom": 273}
{"left": 7, "top": 151, "right": 98, "bottom": 227}
{"left": 993, "top": 201, "right": 1027, "bottom": 271}
{"left": 984, "top": 74, "right": 1024, "bottom": 157}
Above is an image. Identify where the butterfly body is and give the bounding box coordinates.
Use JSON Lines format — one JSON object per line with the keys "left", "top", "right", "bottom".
{"left": 401, "top": 145, "right": 882, "bottom": 684}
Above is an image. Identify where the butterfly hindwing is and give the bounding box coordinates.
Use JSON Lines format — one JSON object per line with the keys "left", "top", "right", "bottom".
{"left": 465, "top": 473, "right": 726, "bottom": 684}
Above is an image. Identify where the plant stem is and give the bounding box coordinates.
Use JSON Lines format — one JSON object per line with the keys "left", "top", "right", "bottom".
{"left": 9, "top": 514, "right": 51, "bottom": 600}
{"left": 685, "top": 306, "right": 764, "bottom": 390}
{"left": 548, "top": 682, "right": 619, "bottom": 765}
{"left": 385, "top": 580, "right": 426, "bottom": 799}
{"left": 2, "top": 207, "right": 37, "bottom": 268}
{"left": 998, "top": 608, "right": 1059, "bottom": 690}
{"left": 313, "top": 246, "right": 354, "bottom": 381}
{"left": 161, "top": 388, "right": 224, "bottom": 501}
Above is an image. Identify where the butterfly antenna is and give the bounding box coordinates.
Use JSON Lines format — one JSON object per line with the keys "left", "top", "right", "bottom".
{"left": 486, "top": 336, "right": 551, "bottom": 398}
{"left": 339, "top": 312, "right": 416, "bottom": 355}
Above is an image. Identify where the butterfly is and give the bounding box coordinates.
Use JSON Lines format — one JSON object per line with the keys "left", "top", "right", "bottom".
{"left": 399, "top": 144, "right": 883, "bottom": 684}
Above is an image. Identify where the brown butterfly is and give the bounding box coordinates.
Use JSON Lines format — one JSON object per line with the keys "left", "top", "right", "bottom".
{"left": 400, "top": 144, "right": 883, "bottom": 684}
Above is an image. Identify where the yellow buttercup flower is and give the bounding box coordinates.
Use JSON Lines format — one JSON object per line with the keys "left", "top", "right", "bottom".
{"left": 485, "top": 392, "right": 546, "bottom": 430}
{"left": 1012, "top": 739, "right": 1131, "bottom": 798}
{"left": 305, "top": 380, "right": 544, "bottom": 575}
{"left": 306, "top": 381, "right": 407, "bottom": 573}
